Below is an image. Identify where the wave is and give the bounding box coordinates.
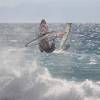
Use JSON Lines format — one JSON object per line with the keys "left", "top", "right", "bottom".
{"left": 0, "top": 47, "right": 100, "bottom": 100}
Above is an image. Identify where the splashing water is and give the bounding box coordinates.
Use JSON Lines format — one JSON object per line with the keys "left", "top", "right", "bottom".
{"left": 0, "top": 47, "right": 100, "bottom": 100}
{"left": 0, "top": 23, "right": 100, "bottom": 100}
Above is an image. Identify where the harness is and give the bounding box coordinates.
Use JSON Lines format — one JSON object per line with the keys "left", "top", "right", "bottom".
{"left": 39, "top": 33, "right": 55, "bottom": 53}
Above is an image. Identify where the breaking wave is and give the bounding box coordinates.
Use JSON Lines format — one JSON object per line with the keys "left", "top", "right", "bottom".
{"left": 0, "top": 48, "right": 100, "bottom": 100}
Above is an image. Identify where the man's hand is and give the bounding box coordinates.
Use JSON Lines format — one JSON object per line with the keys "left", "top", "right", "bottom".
{"left": 57, "top": 32, "right": 65, "bottom": 38}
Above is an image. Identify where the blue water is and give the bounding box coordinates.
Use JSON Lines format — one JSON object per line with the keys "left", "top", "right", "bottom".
{"left": 39, "top": 24, "right": 100, "bottom": 81}
{"left": 0, "top": 23, "right": 100, "bottom": 100}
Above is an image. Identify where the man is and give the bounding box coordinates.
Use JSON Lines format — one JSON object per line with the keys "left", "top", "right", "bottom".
{"left": 38, "top": 19, "right": 71, "bottom": 53}
{"left": 38, "top": 19, "right": 56, "bottom": 53}
{"left": 25, "top": 19, "right": 67, "bottom": 51}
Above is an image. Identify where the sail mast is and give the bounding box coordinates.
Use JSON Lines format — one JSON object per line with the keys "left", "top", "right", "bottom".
{"left": 59, "top": 23, "right": 72, "bottom": 50}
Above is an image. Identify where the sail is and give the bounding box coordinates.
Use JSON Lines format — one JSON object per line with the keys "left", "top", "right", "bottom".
{"left": 59, "top": 23, "right": 72, "bottom": 50}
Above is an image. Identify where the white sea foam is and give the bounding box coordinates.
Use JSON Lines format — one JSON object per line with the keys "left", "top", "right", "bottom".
{"left": 53, "top": 49, "right": 65, "bottom": 54}
{"left": 0, "top": 48, "right": 100, "bottom": 100}
{"left": 89, "top": 57, "right": 97, "bottom": 65}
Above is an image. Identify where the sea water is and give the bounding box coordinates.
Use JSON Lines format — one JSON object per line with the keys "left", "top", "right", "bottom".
{"left": 0, "top": 23, "right": 100, "bottom": 100}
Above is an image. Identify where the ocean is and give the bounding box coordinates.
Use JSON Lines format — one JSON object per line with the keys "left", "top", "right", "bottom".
{"left": 0, "top": 23, "right": 100, "bottom": 100}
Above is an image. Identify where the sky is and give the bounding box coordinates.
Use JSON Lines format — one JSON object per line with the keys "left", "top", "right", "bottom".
{"left": 0, "top": 0, "right": 100, "bottom": 23}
